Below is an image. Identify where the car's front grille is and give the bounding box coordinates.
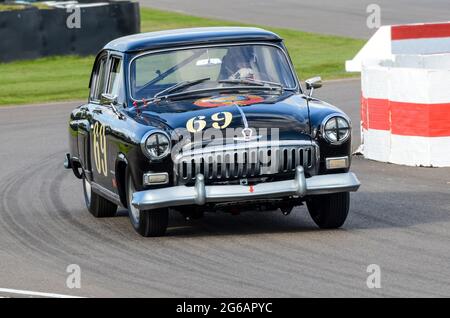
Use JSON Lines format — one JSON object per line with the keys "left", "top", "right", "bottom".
{"left": 174, "top": 142, "right": 316, "bottom": 184}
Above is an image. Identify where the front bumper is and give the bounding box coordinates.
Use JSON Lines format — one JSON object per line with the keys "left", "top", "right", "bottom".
{"left": 132, "top": 166, "right": 360, "bottom": 211}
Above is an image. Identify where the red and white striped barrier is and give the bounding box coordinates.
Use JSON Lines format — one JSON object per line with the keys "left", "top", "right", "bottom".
{"left": 391, "top": 22, "right": 450, "bottom": 55}
{"left": 346, "top": 21, "right": 450, "bottom": 72}
{"left": 347, "top": 21, "right": 450, "bottom": 167}
{"left": 361, "top": 55, "right": 450, "bottom": 167}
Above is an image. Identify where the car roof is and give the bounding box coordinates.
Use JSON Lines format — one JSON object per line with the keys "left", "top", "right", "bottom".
{"left": 104, "top": 27, "right": 282, "bottom": 53}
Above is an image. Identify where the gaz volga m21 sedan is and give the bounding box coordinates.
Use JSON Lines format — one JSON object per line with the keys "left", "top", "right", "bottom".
{"left": 65, "top": 27, "right": 360, "bottom": 237}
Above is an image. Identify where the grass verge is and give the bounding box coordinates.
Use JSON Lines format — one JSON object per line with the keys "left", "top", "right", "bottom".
{"left": 0, "top": 3, "right": 52, "bottom": 11}
{"left": 0, "top": 7, "right": 364, "bottom": 106}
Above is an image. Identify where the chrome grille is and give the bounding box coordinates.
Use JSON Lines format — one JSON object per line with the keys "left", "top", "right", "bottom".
{"left": 175, "top": 143, "right": 315, "bottom": 183}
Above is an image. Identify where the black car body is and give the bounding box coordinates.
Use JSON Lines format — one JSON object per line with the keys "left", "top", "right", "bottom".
{"left": 66, "top": 27, "right": 360, "bottom": 236}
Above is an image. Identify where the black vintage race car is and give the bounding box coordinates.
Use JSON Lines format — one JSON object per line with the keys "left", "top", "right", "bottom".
{"left": 65, "top": 27, "right": 360, "bottom": 237}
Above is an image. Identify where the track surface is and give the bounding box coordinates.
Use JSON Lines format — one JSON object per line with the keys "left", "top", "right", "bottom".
{"left": 139, "top": 0, "right": 450, "bottom": 38}
{"left": 0, "top": 79, "right": 449, "bottom": 297}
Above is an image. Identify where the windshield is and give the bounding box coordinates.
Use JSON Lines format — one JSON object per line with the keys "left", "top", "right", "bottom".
{"left": 129, "top": 44, "right": 297, "bottom": 100}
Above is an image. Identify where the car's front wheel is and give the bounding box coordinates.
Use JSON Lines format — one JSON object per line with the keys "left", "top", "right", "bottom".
{"left": 82, "top": 175, "right": 117, "bottom": 218}
{"left": 126, "top": 171, "right": 168, "bottom": 237}
{"left": 307, "top": 192, "right": 350, "bottom": 229}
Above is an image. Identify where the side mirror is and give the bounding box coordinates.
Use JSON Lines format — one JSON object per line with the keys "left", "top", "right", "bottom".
{"left": 100, "top": 93, "right": 118, "bottom": 106}
{"left": 100, "top": 93, "right": 124, "bottom": 119}
{"left": 305, "top": 76, "right": 322, "bottom": 97}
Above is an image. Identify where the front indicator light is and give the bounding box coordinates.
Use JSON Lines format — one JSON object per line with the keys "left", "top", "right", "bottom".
{"left": 326, "top": 156, "right": 349, "bottom": 170}
{"left": 143, "top": 172, "right": 169, "bottom": 185}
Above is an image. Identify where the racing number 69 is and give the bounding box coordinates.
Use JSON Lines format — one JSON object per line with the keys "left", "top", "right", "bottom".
{"left": 186, "top": 111, "right": 233, "bottom": 133}
{"left": 93, "top": 122, "right": 108, "bottom": 177}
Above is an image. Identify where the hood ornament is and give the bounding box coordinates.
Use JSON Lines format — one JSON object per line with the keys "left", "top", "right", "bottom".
{"left": 242, "top": 128, "right": 253, "bottom": 141}
{"left": 233, "top": 104, "right": 261, "bottom": 142}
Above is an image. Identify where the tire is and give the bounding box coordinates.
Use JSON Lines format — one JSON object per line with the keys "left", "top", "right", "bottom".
{"left": 82, "top": 175, "right": 117, "bottom": 218}
{"left": 307, "top": 192, "right": 350, "bottom": 229}
{"left": 126, "top": 171, "right": 168, "bottom": 237}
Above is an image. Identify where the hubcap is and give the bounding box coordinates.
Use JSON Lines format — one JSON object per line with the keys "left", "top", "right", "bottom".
{"left": 128, "top": 177, "right": 140, "bottom": 224}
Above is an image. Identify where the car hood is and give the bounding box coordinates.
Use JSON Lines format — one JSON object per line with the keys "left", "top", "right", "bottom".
{"left": 129, "top": 92, "right": 312, "bottom": 141}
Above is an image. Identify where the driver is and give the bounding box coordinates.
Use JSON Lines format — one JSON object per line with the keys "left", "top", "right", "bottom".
{"left": 218, "top": 46, "right": 257, "bottom": 80}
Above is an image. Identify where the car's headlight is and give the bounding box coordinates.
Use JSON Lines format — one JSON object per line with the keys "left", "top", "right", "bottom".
{"left": 322, "top": 115, "right": 351, "bottom": 144}
{"left": 141, "top": 131, "right": 171, "bottom": 160}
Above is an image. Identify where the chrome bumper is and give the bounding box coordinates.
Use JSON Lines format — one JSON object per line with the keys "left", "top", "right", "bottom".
{"left": 132, "top": 166, "right": 360, "bottom": 211}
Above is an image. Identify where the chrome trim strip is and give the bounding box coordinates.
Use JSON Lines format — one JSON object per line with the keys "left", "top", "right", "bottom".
{"left": 175, "top": 140, "right": 314, "bottom": 161}
{"left": 234, "top": 103, "right": 249, "bottom": 129}
{"left": 132, "top": 168, "right": 360, "bottom": 210}
{"left": 91, "top": 182, "right": 122, "bottom": 206}
{"left": 128, "top": 42, "right": 299, "bottom": 102}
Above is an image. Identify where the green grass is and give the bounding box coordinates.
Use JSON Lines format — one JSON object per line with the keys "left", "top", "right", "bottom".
{"left": 0, "top": 4, "right": 26, "bottom": 11}
{"left": 0, "top": 3, "right": 52, "bottom": 11}
{"left": 0, "top": 56, "right": 93, "bottom": 105}
{"left": 0, "top": 7, "right": 364, "bottom": 106}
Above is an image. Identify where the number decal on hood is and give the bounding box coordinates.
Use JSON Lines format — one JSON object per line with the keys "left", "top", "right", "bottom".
{"left": 186, "top": 116, "right": 207, "bottom": 133}
{"left": 212, "top": 112, "right": 232, "bottom": 129}
{"left": 186, "top": 112, "right": 233, "bottom": 133}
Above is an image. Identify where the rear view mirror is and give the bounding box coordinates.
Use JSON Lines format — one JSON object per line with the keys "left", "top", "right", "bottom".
{"left": 196, "top": 58, "right": 222, "bottom": 67}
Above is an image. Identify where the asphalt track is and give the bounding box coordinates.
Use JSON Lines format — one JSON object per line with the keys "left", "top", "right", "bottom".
{"left": 0, "top": 79, "right": 449, "bottom": 297}
{"left": 139, "top": 0, "right": 450, "bottom": 38}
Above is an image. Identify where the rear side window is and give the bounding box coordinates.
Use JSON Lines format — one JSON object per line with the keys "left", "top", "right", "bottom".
{"left": 91, "top": 56, "right": 108, "bottom": 101}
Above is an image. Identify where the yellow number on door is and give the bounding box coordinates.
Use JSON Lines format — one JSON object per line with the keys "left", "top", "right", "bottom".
{"left": 93, "top": 122, "right": 108, "bottom": 177}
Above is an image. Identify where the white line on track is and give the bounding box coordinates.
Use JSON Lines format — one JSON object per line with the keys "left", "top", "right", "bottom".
{"left": 0, "top": 288, "right": 84, "bottom": 298}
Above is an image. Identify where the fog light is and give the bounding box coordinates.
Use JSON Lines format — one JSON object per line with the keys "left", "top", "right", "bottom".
{"left": 326, "top": 156, "right": 349, "bottom": 170}
{"left": 143, "top": 172, "right": 169, "bottom": 185}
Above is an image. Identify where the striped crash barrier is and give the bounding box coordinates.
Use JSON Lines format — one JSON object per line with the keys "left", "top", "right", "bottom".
{"left": 347, "top": 21, "right": 450, "bottom": 167}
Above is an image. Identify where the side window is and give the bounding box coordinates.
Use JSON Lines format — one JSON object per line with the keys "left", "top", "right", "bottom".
{"left": 106, "top": 57, "right": 123, "bottom": 97}
{"left": 91, "top": 56, "right": 107, "bottom": 101}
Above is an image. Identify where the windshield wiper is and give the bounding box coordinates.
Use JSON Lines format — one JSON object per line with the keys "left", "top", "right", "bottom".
{"left": 154, "top": 77, "right": 210, "bottom": 99}
{"left": 219, "top": 78, "right": 284, "bottom": 89}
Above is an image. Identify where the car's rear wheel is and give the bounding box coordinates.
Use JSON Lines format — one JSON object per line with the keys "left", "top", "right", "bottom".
{"left": 307, "top": 192, "right": 350, "bottom": 229}
{"left": 126, "top": 171, "right": 168, "bottom": 237}
{"left": 82, "top": 175, "right": 117, "bottom": 218}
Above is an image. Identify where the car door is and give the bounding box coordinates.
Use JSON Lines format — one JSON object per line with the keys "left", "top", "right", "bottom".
{"left": 74, "top": 53, "right": 107, "bottom": 179}
{"left": 89, "top": 54, "right": 124, "bottom": 191}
